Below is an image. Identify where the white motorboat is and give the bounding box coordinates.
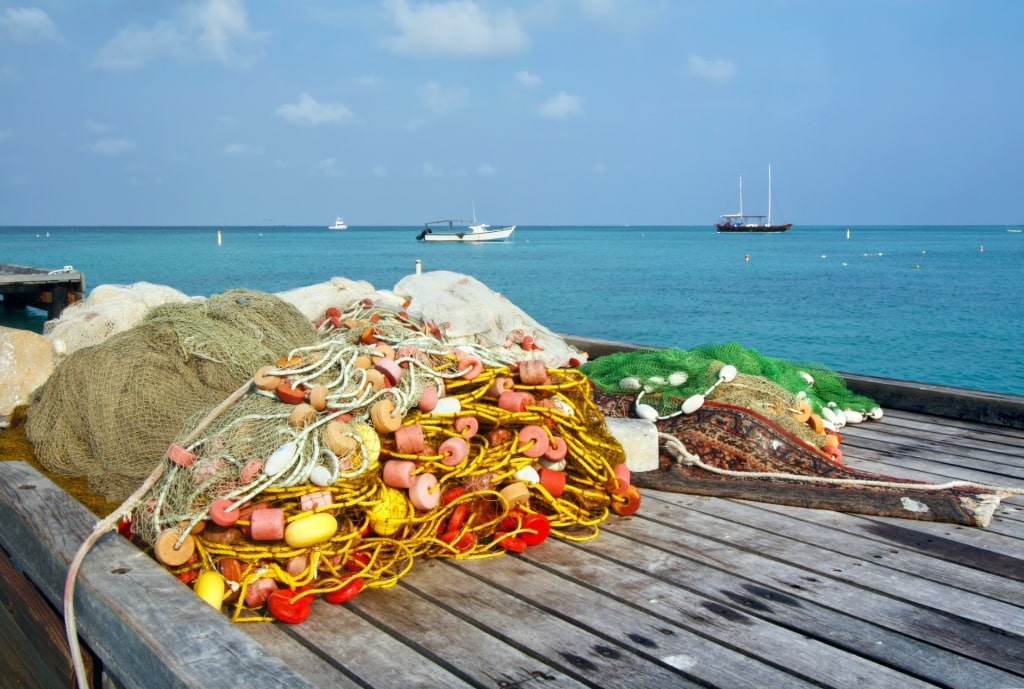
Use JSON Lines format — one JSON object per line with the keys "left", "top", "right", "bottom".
{"left": 416, "top": 205, "right": 514, "bottom": 242}
{"left": 416, "top": 219, "right": 515, "bottom": 242}
{"left": 329, "top": 217, "right": 348, "bottom": 230}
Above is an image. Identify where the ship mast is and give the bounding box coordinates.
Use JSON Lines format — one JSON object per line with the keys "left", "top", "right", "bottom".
{"left": 768, "top": 164, "right": 773, "bottom": 226}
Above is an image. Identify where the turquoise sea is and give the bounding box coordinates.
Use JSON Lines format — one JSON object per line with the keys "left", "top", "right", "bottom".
{"left": 2, "top": 225, "right": 1022, "bottom": 397}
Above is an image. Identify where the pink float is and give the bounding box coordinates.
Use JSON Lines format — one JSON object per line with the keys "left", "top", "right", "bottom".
{"left": 408, "top": 473, "right": 440, "bottom": 511}
{"left": 518, "top": 359, "right": 549, "bottom": 385}
{"left": 374, "top": 357, "right": 403, "bottom": 385}
{"left": 453, "top": 416, "right": 479, "bottom": 438}
{"left": 486, "top": 376, "right": 515, "bottom": 399}
{"left": 518, "top": 425, "right": 550, "bottom": 458}
{"left": 544, "top": 436, "right": 568, "bottom": 461}
{"left": 394, "top": 424, "right": 426, "bottom": 454}
{"left": 249, "top": 507, "right": 286, "bottom": 541}
{"left": 607, "top": 463, "right": 631, "bottom": 496}
{"left": 382, "top": 460, "right": 417, "bottom": 488}
{"left": 457, "top": 354, "right": 483, "bottom": 380}
{"left": 498, "top": 390, "right": 535, "bottom": 412}
{"left": 439, "top": 436, "right": 469, "bottom": 466}
{"left": 418, "top": 384, "right": 439, "bottom": 412}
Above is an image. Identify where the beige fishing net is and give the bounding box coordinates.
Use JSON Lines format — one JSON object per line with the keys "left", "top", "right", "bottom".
{"left": 44, "top": 282, "right": 201, "bottom": 364}
{"left": 393, "top": 271, "right": 587, "bottom": 369}
{"left": 26, "top": 289, "right": 318, "bottom": 502}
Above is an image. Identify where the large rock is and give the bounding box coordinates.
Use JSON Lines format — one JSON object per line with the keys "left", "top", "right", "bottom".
{"left": 0, "top": 326, "right": 54, "bottom": 427}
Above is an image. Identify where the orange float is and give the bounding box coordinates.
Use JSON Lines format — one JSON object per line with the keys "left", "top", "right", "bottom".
{"left": 275, "top": 381, "right": 306, "bottom": 405}
{"left": 610, "top": 485, "right": 642, "bottom": 516}
{"left": 370, "top": 398, "right": 403, "bottom": 434}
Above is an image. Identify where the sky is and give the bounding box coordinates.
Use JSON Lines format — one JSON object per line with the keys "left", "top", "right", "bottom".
{"left": 0, "top": 0, "right": 1022, "bottom": 227}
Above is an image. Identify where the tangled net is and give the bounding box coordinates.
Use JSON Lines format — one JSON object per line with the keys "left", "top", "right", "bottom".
{"left": 581, "top": 343, "right": 882, "bottom": 450}
{"left": 130, "top": 301, "right": 633, "bottom": 623}
{"left": 26, "top": 290, "right": 318, "bottom": 502}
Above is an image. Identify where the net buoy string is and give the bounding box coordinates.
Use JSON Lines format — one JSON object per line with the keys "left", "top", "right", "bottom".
{"left": 64, "top": 377, "right": 257, "bottom": 689}
{"left": 660, "top": 434, "right": 1024, "bottom": 495}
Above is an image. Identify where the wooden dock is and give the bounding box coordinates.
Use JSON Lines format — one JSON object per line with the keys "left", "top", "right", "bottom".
{"left": 1, "top": 373, "right": 1022, "bottom": 688}
{"left": 0, "top": 263, "right": 85, "bottom": 320}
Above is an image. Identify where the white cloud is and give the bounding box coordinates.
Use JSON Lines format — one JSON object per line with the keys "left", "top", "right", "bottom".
{"left": 186, "top": 0, "right": 258, "bottom": 63}
{"left": 688, "top": 55, "right": 737, "bottom": 82}
{"left": 93, "top": 0, "right": 263, "bottom": 72}
{"left": 223, "top": 143, "right": 260, "bottom": 155}
{"left": 317, "top": 158, "right": 341, "bottom": 176}
{"left": 421, "top": 162, "right": 442, "bottom": 177}
{"left": 515, "top": 70, "right": 541, "bottom": 87}
{"left": 538, "top": 91, "right": 582, "bottom": 119}
{"left": 477, "top": 163, "right": 496, "bottom": 176}
{"left": 94, "top": 22, "right": 186, "bottom": 71}
{"left": 0, "top": 7, "right": 59, "bottom": 42}
{"left": 86, "top": 120, "right": 112, "bottom": 134}
{"left": 88, "top": 138, "right": 135, "bottom": 155}
{"left": 578, "top": 0, "right": 618, "bottom": 19}
{"left": 275, "top": 94, "right": 354, "bottom": 126}
{"left": 419, "top": 81, "right": 469, "bottom": 114}
{"left": 382, "top": 0, "right": 529, "bottom": 57}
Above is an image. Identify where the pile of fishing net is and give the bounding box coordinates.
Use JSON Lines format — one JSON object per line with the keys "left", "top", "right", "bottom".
{"left": 26, "top": 289, "right": 319, "bottom": 502}
{"left": 581, "top": 342, "right": 883, "bottom": 454}
{"left": 44, "top": 282, "right": 202, "bottom": 364}
{"left": 391, "top": 271, "right": 587, "bottom": 369}
{"left": 127, "top": 301, "right": 632, "bottom": 622}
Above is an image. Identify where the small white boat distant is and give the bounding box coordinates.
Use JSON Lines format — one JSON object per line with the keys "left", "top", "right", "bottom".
{"left": 1007, "top": 228, "right": 1022, "bottom": 233}
{"left": 329, "top": 217, "right": 348, "bottom": 230}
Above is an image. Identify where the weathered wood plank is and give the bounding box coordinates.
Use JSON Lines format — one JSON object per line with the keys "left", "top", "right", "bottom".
{"left": 1, "top": 544, "right": 94, "bottom": 688}
{"left": 393, "top": 557, "right": 794, "bottom": 689}
{"left": 498, "top": 516, "right": 1021, "bottom": 688}
{"left": 248, "top": 597, "right": 480, "bottom": 689}
{"left": 842, "top": 422, "right": 1024, "bottom": 475}
{"left": 604, "top": 492, "right": 1024, "bottom": 676}
{"left": 752, "top": 503, "right": 1024, "bottom": 580}
{"left": 449, "top": 542, "right": 912, "bottom": 688}
{"left": 338, "top": 573, "right": 600, "bottom": 688}
{"left": 0, "top": 461, "right": 317, "bottom": 689}
{"left": 659, "top": 492, "right": 1024, "bottom": 601}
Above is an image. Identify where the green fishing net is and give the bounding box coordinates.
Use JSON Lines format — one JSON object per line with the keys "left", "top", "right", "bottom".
{"left": 580, "top": 342, "right": 880, "bottom": 445}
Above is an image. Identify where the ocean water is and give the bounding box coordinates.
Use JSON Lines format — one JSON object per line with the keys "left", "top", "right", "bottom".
{"left": 2, "top": 224, "right": 1022, "bottom": 396}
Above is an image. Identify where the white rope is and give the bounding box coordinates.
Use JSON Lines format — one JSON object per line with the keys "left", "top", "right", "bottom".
{"left": 659, "top": 432, "right": 1023, "bottom": 496}
{"left": 64, "top": 378, "right": 255, "bottom": 689}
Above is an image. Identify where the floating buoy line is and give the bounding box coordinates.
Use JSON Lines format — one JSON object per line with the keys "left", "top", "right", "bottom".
{"left": 64, "top": 298, "right": 634, "bottom": 685}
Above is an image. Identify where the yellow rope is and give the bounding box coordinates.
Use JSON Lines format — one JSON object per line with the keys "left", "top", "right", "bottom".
{"left": 134, "top": 304, "right": 629, "bottom": 623}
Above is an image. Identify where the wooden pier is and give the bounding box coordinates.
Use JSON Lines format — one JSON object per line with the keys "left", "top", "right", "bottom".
{"left": 1, "top": 363, "right": 1022, "bottom": 688}
{"left": 0, "top": 263, "right": 85, "bottom": 320}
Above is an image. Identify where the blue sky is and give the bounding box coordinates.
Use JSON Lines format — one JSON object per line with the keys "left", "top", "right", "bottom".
{"left": 1, "top": 0, "right": 1021, "bottom": 226}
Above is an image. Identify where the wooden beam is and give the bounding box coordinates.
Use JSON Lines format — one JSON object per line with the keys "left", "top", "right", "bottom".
{"left": 0, "top": 462, "right": 317, "bottom": 689}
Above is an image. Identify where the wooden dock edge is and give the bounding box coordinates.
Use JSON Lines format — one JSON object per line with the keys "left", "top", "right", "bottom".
{"left": 562, "top": 335, "right": 1024, "bottom": 429}
{"left": 0, "top": 461, "right": 317, "bottom": 689}
{"left": 0, "top": 263, "right": 86, "bottom": 320}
